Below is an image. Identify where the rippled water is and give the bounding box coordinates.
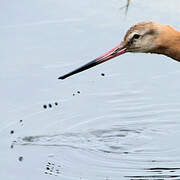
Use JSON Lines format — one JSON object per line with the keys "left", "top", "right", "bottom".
{"left": 1, "top": 0, "right": 180, "bottom": 179}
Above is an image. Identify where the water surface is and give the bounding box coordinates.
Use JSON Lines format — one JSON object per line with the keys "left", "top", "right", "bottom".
{"left": 1, "top": 0, "right": 180, "bottom": 179}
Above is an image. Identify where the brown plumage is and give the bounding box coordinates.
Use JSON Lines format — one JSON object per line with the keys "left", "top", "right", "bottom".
{"left": 59, "top": 21, "right": 180, "bottom": 79}
{"left": 123, "top": 21, "right": 180, "bottom": 61}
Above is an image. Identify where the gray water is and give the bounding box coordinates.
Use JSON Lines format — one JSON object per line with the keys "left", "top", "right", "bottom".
{"left": 1, "top": 0, "right": 180, "bottom": 179}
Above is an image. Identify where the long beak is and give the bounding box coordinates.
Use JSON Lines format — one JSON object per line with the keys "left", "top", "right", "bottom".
{"left": 58, "top": 43, "right": 127, "bottom": 80}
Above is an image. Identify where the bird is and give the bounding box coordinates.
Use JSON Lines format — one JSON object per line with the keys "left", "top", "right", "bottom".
{"left": 58, "top": 21, "right": 180, "bottom": 80}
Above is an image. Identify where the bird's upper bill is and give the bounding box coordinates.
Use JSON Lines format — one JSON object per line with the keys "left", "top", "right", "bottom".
{"left": 95, "top": 43, "right": 127, "bottom": 62}
{"left": 58, "top": 43, "right": 127, "bottom": 80}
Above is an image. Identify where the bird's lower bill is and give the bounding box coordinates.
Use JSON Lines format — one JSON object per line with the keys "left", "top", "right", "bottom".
{"left": 58, "top": 43, "right": 127, "bottom": 80}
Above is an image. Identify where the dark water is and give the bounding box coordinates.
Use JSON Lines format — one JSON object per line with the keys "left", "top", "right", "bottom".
{"left": 1, "top": 0, "right": 180, "bottom": 179}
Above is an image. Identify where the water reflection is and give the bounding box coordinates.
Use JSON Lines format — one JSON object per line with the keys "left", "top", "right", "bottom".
{"left": 16, "top": 126, "right": 144, "bottom": 154}
{"left": 120, "top": 0, "right": 131, "bottom": 14}
{"left": 125, "top": 174, "right": 180, "bottom": 179}
{"left": 15, "top": 126, "right": 180, "bottom": 180}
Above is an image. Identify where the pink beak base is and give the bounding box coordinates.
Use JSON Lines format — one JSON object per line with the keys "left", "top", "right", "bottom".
{"left": 58, "top": 43, "right": 126, "bottom": 80}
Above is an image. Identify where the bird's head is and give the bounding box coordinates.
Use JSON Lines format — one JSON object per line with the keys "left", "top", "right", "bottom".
{"left": 58, "top": 21, "right": 175, "bottom": 80}
{"left": 122, "top": 21, "right": 162, "bottom": 53}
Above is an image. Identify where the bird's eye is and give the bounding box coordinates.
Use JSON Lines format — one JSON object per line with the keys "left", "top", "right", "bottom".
{"left": 133, "top": 34, "right": 140, "bottom": 39}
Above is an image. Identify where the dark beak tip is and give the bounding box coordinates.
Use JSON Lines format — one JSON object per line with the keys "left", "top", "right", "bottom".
{"left": 58, "top": 76, "right": 65, "bottom": 80}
